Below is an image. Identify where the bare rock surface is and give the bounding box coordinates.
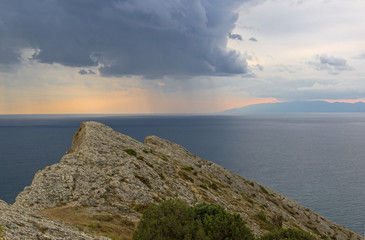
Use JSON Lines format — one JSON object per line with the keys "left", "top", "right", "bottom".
{"left": 9, "top": 121, "right": 362, "bottom": 239}
{"left": 0, "top": 200, "right": 109, "bottom": 240}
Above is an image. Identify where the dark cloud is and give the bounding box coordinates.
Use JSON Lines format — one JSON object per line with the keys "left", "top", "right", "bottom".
{"left": 228, "top": 32, "right": 243, "bottom": 41}
{"left": 307, "top": 54, "right": 353, "bottom": 74}
{"left": 0, "top": 0, "right": 249, "bottom": 78}
{"left": 249, "top": 37, "right": 258, "bottom": 42}
{"left": 78, "top": 70, "right": 88, "bottom": 75}
{"left": 0, "top": 49, "right": 20, "bottom": 64}
{"left": 78, "top": 69, "right": 96, "bottom": 75}
{"left": 79, "top": 69, "right": 96, "bottom": 75}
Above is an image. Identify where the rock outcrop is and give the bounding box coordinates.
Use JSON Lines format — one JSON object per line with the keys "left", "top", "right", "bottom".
{"left": 0, "top": 200, "right": 109, "bottom": 240}
{"left": 4, "top": 121, "right": 361, "bottom": 239}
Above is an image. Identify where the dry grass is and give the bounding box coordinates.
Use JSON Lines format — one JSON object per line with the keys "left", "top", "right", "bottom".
{"left": 41, "top": 206, "right": 136, "bottom": 240}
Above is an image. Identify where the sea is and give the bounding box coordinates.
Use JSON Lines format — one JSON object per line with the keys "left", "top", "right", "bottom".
{"left": 0, "top": 114, "right": 364, "bottom": 235}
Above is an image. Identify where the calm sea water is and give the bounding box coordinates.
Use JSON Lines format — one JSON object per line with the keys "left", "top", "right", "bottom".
{"left": 0, "top": 114, "right": 364, "bottom": 235}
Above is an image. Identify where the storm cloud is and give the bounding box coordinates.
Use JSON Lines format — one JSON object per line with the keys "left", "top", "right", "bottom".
{"left": 249, "top": 37, "right": 258, "bottom": 42}
{"left": 78, "top": 69, "right": 96, "bottom": 75}
{"left": 228, "top": 33, "right": 243, "bottom": 41}
{"left": 307, "top": 54, "right": 353, "bottom": 74}
{"left": 0, "top": 0, "right": 250, "bottom": 78}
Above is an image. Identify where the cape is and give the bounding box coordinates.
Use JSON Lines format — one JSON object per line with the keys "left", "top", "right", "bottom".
{"left": 0, "top": 122, "right": 361, "bottom": 239}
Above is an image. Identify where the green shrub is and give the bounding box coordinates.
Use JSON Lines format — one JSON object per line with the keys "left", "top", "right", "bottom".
{"left": 158, "top": 172, "right": 165, "bottom": 180}
{"left": 134, "top": 174, "right": 152, "bottom": 189}
{"left": 242, "top": 195, "right": 254, "bottom": 204}
{"left": 256, "top": 210, "right": 267, "bottom": 221}
{"left": 132, "top": 199, "right": 207, "bottom": 240}
{"left": 193, "top": 203, "right": 254, "bottom": 240}
{"left": 209, "top": 183, "right": 218, "bottom": 190}
{"left": 179, "top": 171, "right": 194, "bottom": 182}
{"left": 124, "top": 149, "right": 137, "bottom": 156}
{"left": 259, "top": 228, "right": 316, "bottom": 240}
{"left": 0, "top": 225, "right": 4, "bottom": 240}
{"left": 259, "top": 185, "right": 269, "bottom": 195}
{"left": 183, "top": 166, "right": 194, "bottom": 171}
{"left": 144, "top": 161, "right": 153, "bottom": 168}
{"left": 133, "top": 200, "right": 254, "bottom": 240}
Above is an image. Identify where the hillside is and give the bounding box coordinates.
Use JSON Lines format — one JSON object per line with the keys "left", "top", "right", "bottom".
{"left": 0, "top": 122, "right": 361, "bottom": 239}
{"left": 221, "top": 101, "right": 365, "bottom": 114}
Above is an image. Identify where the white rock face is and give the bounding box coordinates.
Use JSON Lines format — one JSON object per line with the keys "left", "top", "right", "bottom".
{"left": 8, "top": 121, "right": 362, "bottom": 239}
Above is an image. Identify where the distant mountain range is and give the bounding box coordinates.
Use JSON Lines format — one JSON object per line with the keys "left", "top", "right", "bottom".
{"left": 221, "top": 101, "right": 365, "bottom": 114}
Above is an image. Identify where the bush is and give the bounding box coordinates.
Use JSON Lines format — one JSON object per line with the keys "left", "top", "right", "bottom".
{"left": 124, "top": 149, "right": 137, "bottom": 156}
{"left": 183, "top": 166, "right": 194, "bottom": 171}
{"left": 193, "top": 203, "right": 254, "bottom": 240}
{"left": 259, "top": 228, "right": 316, "bottom": 240}
{"left": 133, "top": 200, "right": 254, "bottom": 240}
{"left": 209, "top": 183, "right": 218, "bottom": 190}
{"left": 0, "top": 225, "right": 4, "bottom": 240}
{"left": 132, "top": 200, "right": 207, "bottom": 240}
{"left": 256, "top": 210, "right": 267, "bottom": 221}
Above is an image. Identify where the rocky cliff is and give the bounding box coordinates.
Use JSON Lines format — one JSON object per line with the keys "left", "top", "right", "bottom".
{"left": 1, "top": 121, "right": 361, "bottom": 239}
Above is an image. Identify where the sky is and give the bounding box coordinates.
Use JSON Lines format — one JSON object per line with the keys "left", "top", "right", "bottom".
{"left": 1, "top": 0, "right": 365, "bottom": 114}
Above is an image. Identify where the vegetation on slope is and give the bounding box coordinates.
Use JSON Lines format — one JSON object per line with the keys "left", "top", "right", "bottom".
{"left": 259, "top": 228, "right": 316, "bottom": 240}
{"left": 0, "top": 225, "right": 4, "bottom": 240}
{"left": 133, "top": 199, "right": 315, "bottom": 240}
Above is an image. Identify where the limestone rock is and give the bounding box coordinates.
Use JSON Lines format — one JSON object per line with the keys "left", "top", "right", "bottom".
{"left": 0, "top": 200, "right": 109, "bottom": 240}
{"left": 13, "top": 121, "right": 362, "bottom": 240}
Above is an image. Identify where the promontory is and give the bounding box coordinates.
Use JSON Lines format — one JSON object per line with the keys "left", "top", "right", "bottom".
{"left": 0, "top": 122, "right": 361, "bottom": 239}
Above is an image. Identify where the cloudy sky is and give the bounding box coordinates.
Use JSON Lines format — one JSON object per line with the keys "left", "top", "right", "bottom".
{"left": 1, "top": 0, "right": 365, "bottom": 114}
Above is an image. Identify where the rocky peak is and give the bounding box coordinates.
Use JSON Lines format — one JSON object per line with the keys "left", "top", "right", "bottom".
{"left": 9, "top": 122, "right": 362, "bottom": 240}
{"left": 68, "top": 121, "right": 141, "bottom": 154}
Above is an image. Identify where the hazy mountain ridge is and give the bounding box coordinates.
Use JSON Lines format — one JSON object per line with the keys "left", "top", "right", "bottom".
{"left": 222, "top": 101, "right": 365, "bottom": 114}
{"left": 0, "top": 122, "right": 361, "bottom": 239}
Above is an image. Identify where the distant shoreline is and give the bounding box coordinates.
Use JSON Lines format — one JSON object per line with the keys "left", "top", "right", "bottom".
{"left": 221, "top": 101, "right": 365, "bottom": 115}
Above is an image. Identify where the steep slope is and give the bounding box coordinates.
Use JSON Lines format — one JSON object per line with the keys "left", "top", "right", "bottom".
{"left": 14, "top": 122, "right": 361, "bottom": 240}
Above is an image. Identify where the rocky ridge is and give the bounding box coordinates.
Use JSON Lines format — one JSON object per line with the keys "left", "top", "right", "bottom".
{"left": 1, "top": 121, "right": 361, "bottom": 239}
